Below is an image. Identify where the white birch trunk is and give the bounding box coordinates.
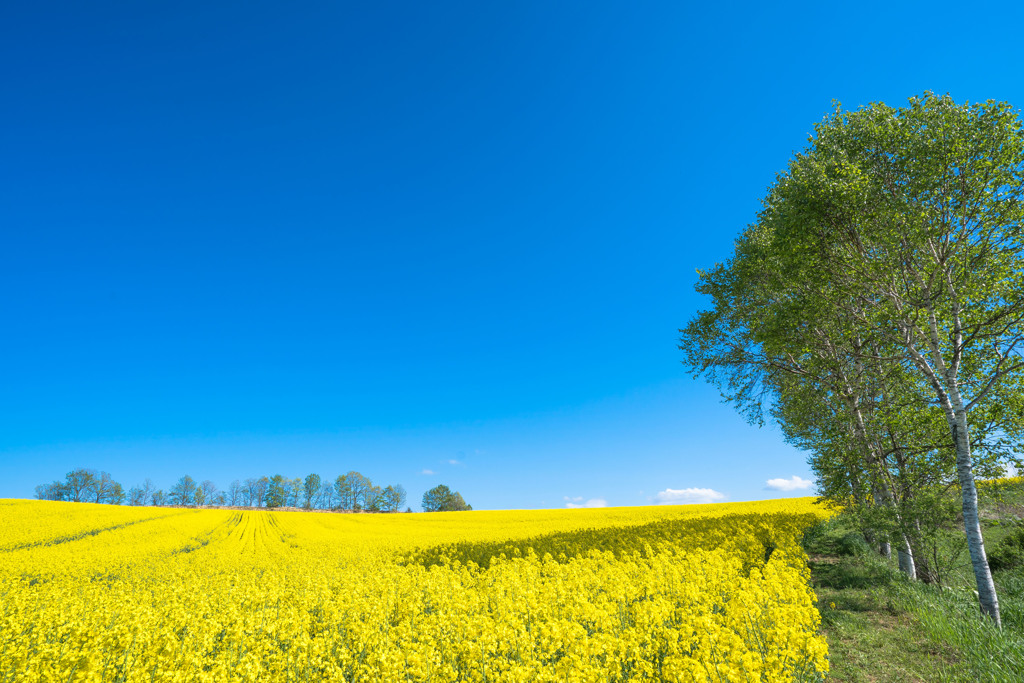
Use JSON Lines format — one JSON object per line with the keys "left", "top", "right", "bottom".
{"left": 948, "top": 392, "right": 1001, "bottom": 626}
{"left": 897, "top": 539, "right": 916, "bottom": 579}
{"left": 903, "top": 300, "right": 1001, "bottom": 624}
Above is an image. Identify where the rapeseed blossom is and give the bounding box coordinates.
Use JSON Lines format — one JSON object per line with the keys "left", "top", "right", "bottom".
{"left": 0, "top": 498, "right": 830, "bottom": 681}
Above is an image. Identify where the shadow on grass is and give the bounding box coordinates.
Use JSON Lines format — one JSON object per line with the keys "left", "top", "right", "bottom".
{"left": 810, "top": 555, "right": 894, "bottom": 592}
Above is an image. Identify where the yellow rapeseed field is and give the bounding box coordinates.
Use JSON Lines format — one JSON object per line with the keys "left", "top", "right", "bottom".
{"left": 0, "top": 498, "right": 830, "bottom": 682}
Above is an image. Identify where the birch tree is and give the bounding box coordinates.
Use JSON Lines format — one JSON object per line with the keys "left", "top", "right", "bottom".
{"left": 794, "top": 95, "right": 1022, "bottom": 624}
{"left": 680, "top": 220, "right": 928, "bottom": 579}
{"left": 686, "top": 93, "right": 1024, "bottom": 624}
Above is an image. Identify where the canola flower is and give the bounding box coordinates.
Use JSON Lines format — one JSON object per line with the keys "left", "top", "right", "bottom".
{"left": 0, "top": 498, "right": 831, "bottom": 682}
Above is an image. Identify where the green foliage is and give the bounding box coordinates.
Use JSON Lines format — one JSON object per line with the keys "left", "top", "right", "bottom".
{"left": 265, "top": 474, "right": 287, "bottom": 509}
{"left": 302, "top": 473, "right": 321, "bottom": 509}
{"left": 836, "top": 532, "right": 871, "bottom": 557}
{"left": 681, "top": 93, "right": 1024, "bottom": 622}
{"left": 378, "top": 484, "right": 406, "bottom": 512}
{"left": 421, "top": 484, "right": 472, "bottom": 513}
{"left": 989, "top": 524, "right": 1024, "bottom": 571}
{"left": 168, "top": 475, "right": 197, "bottom": 506}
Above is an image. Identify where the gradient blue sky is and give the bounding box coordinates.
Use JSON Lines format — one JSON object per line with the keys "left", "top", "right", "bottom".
{"left": 3, "top": 2, "right": 1023, "bottom": 509}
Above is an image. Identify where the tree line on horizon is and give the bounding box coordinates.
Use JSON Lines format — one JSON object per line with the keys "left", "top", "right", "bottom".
{"left": 680, "top": 93, "right": 1024, "bottom": 627}
{"left": 34, "top": 468, "right": 471, "bottom": 513}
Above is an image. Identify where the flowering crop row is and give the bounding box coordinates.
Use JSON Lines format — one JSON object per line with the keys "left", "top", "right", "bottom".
{"left": 0, "top": 498, "right": 830, "bottom": 682}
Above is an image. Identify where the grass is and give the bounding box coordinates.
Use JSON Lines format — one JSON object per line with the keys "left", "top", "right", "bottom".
{"left": 805, "top": 480, "right": 1024, "bottom": 682}
{"left": 806, "top": 524, "right": 969, "bottom": 682}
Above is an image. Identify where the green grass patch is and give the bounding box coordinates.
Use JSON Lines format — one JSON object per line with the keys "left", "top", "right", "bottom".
{"left": 806, "top": 521, "right": 969, "bottom": 681}
{"left": 803, "top": 505, "right": 1024, "bottom": 682}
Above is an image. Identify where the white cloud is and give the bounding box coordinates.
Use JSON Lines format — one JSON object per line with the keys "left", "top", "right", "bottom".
{"left": 765, "top": 475, "right": 814, "bottom": 491}
{"left": 447, "top": 459, "right": 461, "bottom": 465}
{"left": 563, "top": 496, "right": 583, "bottom": 502}
{"left": 654, "top": 487, "right": 726, "bottom": 505}
{"left": 565, "top": 498, "right": 607, "bottom": 509}
{"left": 1006, "top": 463, "right": 1020, "bottom": 478}
{"left": 420, "top": 469, "right": 436, "bottom": 476}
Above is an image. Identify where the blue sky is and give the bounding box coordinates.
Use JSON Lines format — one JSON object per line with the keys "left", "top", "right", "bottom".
{"left": 3, "top": 1, "right": 1023, "bottom": 509}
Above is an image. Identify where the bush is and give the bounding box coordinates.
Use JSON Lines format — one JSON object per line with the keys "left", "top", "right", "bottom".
{"left": 989, "top": 526, "right": 1024, "bottom": 571}
{"left": 836, "top": 531, "right": 872, "bottom": 557}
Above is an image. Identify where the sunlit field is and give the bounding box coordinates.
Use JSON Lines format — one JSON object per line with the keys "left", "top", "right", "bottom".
{"left": 0, "top": 499, "right": 830, "bottom": 682}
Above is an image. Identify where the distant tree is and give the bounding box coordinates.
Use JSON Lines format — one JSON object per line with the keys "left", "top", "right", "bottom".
{"left": 371, "top": 485, "right": 387, "bottom": 512}
{"left": 422, "top": 484, "right": 451, "bottom": 512}
{"left": 265, "top": 475, "right": 287, "bottom": 509}
{"left": 348, "top": 472, "right": 373, "bottom": 511}
{"left": 64, "top": 468, "right": 97, "bottom": 502}
{"left": 447, "top": 491, "right": 471, "bottom": 511}
{"left": 169, "top": 475, "right": 198, "bottom": 506}
{"left": 318, "top": 482, "right": 334, "bottom": 510}
{"left": 422, "top": 484, "right": 472, "bottom": 512}
{"left": 288, "top": 477, "right": 303, "bottom": 507}
{"left": 96, "top": 473, "right": 120, "bottom": 503}
{"left": 303, "top": 473, "right": 321, "bottom": 509}
{"left": 214, "top": 492, "right": 227, "bottom": 506}
{"left": 128, "top": 486, "right": 145, "bottom": 506}
{"left": 254, "top": 477, "right": 269, "bottom": 507}
{"left": 140, "top": 479, "right": 154, "bottom": 506}
{"left": 334, "top": 474, "right": 353, "bottom": 510}
{"left": 227, "top": 480, "right": 243, "bottom": 506}
{"left": 379, "top": 484, "right": 407, "bottom": 512}
{"left": 107, "top": 482, "right": 125, "bottom": 505}
{"left": 244, "top": 478, "right": 258, "bottom": 506}
{"left": 151, "top": 490, "right": 167, "bottom": 506}
{"left": 35, "top": 481, "right": 66, "bottom": 501}
{"left": 365, "top": 485, "right": 384, "bottom": 512}
{"left": 392, "top": 484, "right": 407, "bottom": 512}
{"left": 89, "top": 472, "right": 118, "bottom": 504}
{"left": 199, "top": 480, "right": 218, "bottom": 506}
{"left": 195, "top": 486, "right": 206, "bottom": 506}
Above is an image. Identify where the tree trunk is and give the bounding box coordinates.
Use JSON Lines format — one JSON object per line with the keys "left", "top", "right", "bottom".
{"left": 897, "top": 539, "right": 916, "bottom": 579}
{"left": 901, "top": 304, "right": 1001, "bottom": 621}
{"left": 949, "top": 403, "right": 1001, "bottom": 626}
{"left": 848, "top": 396, "right": 917, "bottom": 579}
{"left": 872, "top": 488, "right": 892, "bottom": 559}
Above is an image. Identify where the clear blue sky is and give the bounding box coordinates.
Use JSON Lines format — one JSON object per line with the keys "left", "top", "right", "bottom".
{"left": 3, "top": 1, "right": 1023, "bottom": 509}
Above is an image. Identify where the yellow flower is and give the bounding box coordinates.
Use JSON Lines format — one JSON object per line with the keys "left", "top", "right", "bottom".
{"left": 0, "top": 497, "right": 830, "bottom": 681}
